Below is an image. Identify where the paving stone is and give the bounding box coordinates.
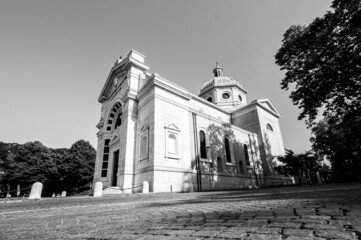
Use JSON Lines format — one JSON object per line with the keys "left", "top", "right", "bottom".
{"left": 1, "top": 183, "right": 361, "bottom": 239}
{"left": 192, "top": 230, "right": 221, "bottom": 237}
{"left": 314, "top": 230, "right": 356, "bottom": 240}
{"left": 184, "top": 225, "right": 203, "bottom": 230}
{"left": 302, "top": 215, "right": 331, "bottom": 220}
{"left": 268, "top": 221, "right": 302, "bottom": 228}
{"left": 283, "top": 228, "right": 314, "bottom": 237}
{"left": 200, "top": 226, "right": 228, "bottom": 231}
{"left": 217, "top": 231, "right": 247, "bottom": 239}
{"left": 167, "top": 230, "right": 195, "bottom": 236}
{"left": 146, "top": 229, "right": 171, "bottom": 235}
{"left": 284, "top": 237, "right": 326, "bottom": 240}
{"left": 244, "top": 233, "right": 283, "bottom": 240}
{"left": 293, "top": 219, "right": 327, "bottom": 224}
{"left": 303, "top": 223, "right": 342, "bottom": 230}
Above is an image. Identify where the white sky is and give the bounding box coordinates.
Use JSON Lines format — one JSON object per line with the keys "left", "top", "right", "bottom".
{"left": 0, "top": 0, "right": 332, "bottom": 152}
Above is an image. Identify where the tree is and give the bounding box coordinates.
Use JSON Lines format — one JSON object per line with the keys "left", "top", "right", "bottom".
{"left": 1, "top": 142, "right": 59, "bottom": 186}
{"left": 311, "top": 118, "right": 361, "bottom": 181}
{"left": 0, "top": 142, "right": 9, "bottom": 175}
{"left": 275, "top": 0, "right": 361, "bottom": 181}
{"left": 275, "top": 149, "right": 321, "bottom": 184}
{"left": 0, "top": 140, "right": 96, "bottom": 196}
{"left": 275, "top": 0, "right": 361, "bottom": 126}
{"left": 68, "top": 140, "right": 96, "bottom": 188}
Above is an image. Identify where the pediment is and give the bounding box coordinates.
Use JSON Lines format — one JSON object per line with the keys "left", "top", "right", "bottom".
{"left": 164, "top": 123, "right": 180, "bottom": 132}
{"left": 110, "top": 135, "right": 120, "bottom": 144}
{"left": 258, "top": 99, "right": 280, "bottom": 116}
{"left": 106, "top": 73, "right": 127, "bottom": 98}
{"left": 140, "top": 125, "right": 149, "bottom": 132}
{"left": 98, "top": 67, "right": 128, "bottom": 102}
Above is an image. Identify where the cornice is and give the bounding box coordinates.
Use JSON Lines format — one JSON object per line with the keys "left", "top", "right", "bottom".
{"left": 98, "top": 55, "right": 149, "bottom": 103}
{"left": 138, "top": 73, "right": 192, "bottom": 101}
{"left": 189, "top": 93, "right": 230, "bottom": 114}
{"left": 232, "top": 99, "right": 281, "bottom": 118}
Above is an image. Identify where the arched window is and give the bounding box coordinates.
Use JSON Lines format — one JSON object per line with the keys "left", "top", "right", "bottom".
{"left": 225, "top": 138, "right": 231, "bottom": 163}
{"left": 164, "top": 124, "right": 181, "bottom": 159}
{"left": 168, "top": 133, "right": 178, "bottom": 155}
{"left": 266, "top": 123, "right": 273, "bottom": 132}
{"left": 217, "top": 157, "right": 223, "bottom": 172}
{"left": 115, "top": 113, "right": 122, "bottom": 129}
{"left": 244, "top": 144, "right": 250, "bottom": 166}
{"left": 199, "top": 130, "right": 207, "bottom": 159}
{"left": 106, "top": 102, "right": 122, "bottom": 131}
{"left": 239, "top": 161, "right": 244, "bottom": 174}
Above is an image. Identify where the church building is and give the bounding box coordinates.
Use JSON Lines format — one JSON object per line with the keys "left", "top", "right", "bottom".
{"left": 93, "top": 49, "right": 289, "bottom": 193}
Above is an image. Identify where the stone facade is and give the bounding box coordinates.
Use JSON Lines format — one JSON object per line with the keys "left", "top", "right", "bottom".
{"left": 93, "top": 49, "right": 289, "bottom": 193}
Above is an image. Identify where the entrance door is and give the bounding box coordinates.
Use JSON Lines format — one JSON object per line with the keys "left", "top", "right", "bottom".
{"left": 111, "top": 150, "right": 119, "bottom": 186}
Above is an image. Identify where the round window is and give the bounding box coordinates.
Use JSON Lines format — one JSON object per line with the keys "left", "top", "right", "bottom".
{"left": 222, "top": 93, "right": 230, "bottom": 99}
{"left": 238, "top": 95, "right": 243, "bottom": 102}
{"left": 207, "top": 97, "right": 213, "bottom": 102}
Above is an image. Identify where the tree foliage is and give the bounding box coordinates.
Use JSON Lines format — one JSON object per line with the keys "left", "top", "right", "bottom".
{"left": 0, "top": 140, "right": 96, "bottom": 196}
{"left": 311, "top": 117, "right": 361, "bottom": 181}
{"left": 275, "top": 0, "right": 361, "bottom": 182}
{"left": 275, "top": 149, "right": 321, "bottom": 184}
{"left": 275, "top": 0, "right": 361, "bottom": 126}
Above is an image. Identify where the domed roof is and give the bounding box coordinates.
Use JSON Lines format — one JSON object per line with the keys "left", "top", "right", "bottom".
{"left": 200, "top": 64, "right": 245, "bottom": 94}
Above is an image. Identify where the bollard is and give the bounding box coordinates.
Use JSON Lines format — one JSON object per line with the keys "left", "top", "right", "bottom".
{"left": 52, "top": 193, "right": 55, "bottom": 198}
{"left": 29, "top": 182, "right": 43, "bottom": 200}
{"left": 61, "top": 191, "right": 66, "bottom": 197}
{"left": 93, "top": 182, "right": 103, "bottom": 197}
{"left": 170, "top": 185, "right": 172, "bottom": 194}
{"left": 142, "top": 181, "right": 149, "bottom": 194}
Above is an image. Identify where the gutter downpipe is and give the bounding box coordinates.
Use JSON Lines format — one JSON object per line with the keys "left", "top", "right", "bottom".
{"left": 192, "top": 113, "right": 202, "bottom": 191}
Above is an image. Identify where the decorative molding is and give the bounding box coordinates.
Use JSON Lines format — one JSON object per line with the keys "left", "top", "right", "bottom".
{"left": 164, "top": 123, "right": 180, "bottom": 132}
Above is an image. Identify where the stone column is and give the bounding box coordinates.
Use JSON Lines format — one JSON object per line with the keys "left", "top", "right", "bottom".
{"left": 117, "top": 95, "right": 138, "bottom": 193}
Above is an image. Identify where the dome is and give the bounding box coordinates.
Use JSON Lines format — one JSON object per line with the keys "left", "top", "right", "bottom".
{"left": 200, "top": 64, "right": 245, "bottom": 95}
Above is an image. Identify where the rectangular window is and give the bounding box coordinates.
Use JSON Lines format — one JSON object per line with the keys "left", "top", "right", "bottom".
{"left": 139, "top": 130, "right": 149, "bottom": 160}
{"left": 101, "top": 139, "right": 110, "bottom": 177}
{"left": 164, "top": 125, "right": 180, "bottom": 159}
{"left": 167, "top": 133, "right": 178, "bottom": 155}
{"left": 244, "top": 144, "right": 250, "bottom": 166}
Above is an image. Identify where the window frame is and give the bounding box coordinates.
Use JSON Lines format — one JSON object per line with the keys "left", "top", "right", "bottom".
{"left": 222, "top": 92, "right": 231, "bottom": 100}
{"left": 217, "top": 157, "right": 224, "bottom": 172}
{"left": 266, "top": 123, "right": 274, "bottom": 132}
{"left": 244, "top": 144, "right": 250, "bottom": 166}
{"left": 224, "top": 137, "right": 232, "bottom": 164}
{"left": 139, "top": 129, "right": 149, "bottom": 161}
{"left": 164, "top": 125, "right": 181, "bottom": 160}
{"left": 199, "top": 130, "right": 208, "bottom": 160}
{"left": 101, "top": 139, "right": 111, "bottom": 177}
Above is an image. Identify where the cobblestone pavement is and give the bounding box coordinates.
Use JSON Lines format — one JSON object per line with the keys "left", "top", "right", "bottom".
{"left": 1, "top": 183, "right": 361, "bottom": 240}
